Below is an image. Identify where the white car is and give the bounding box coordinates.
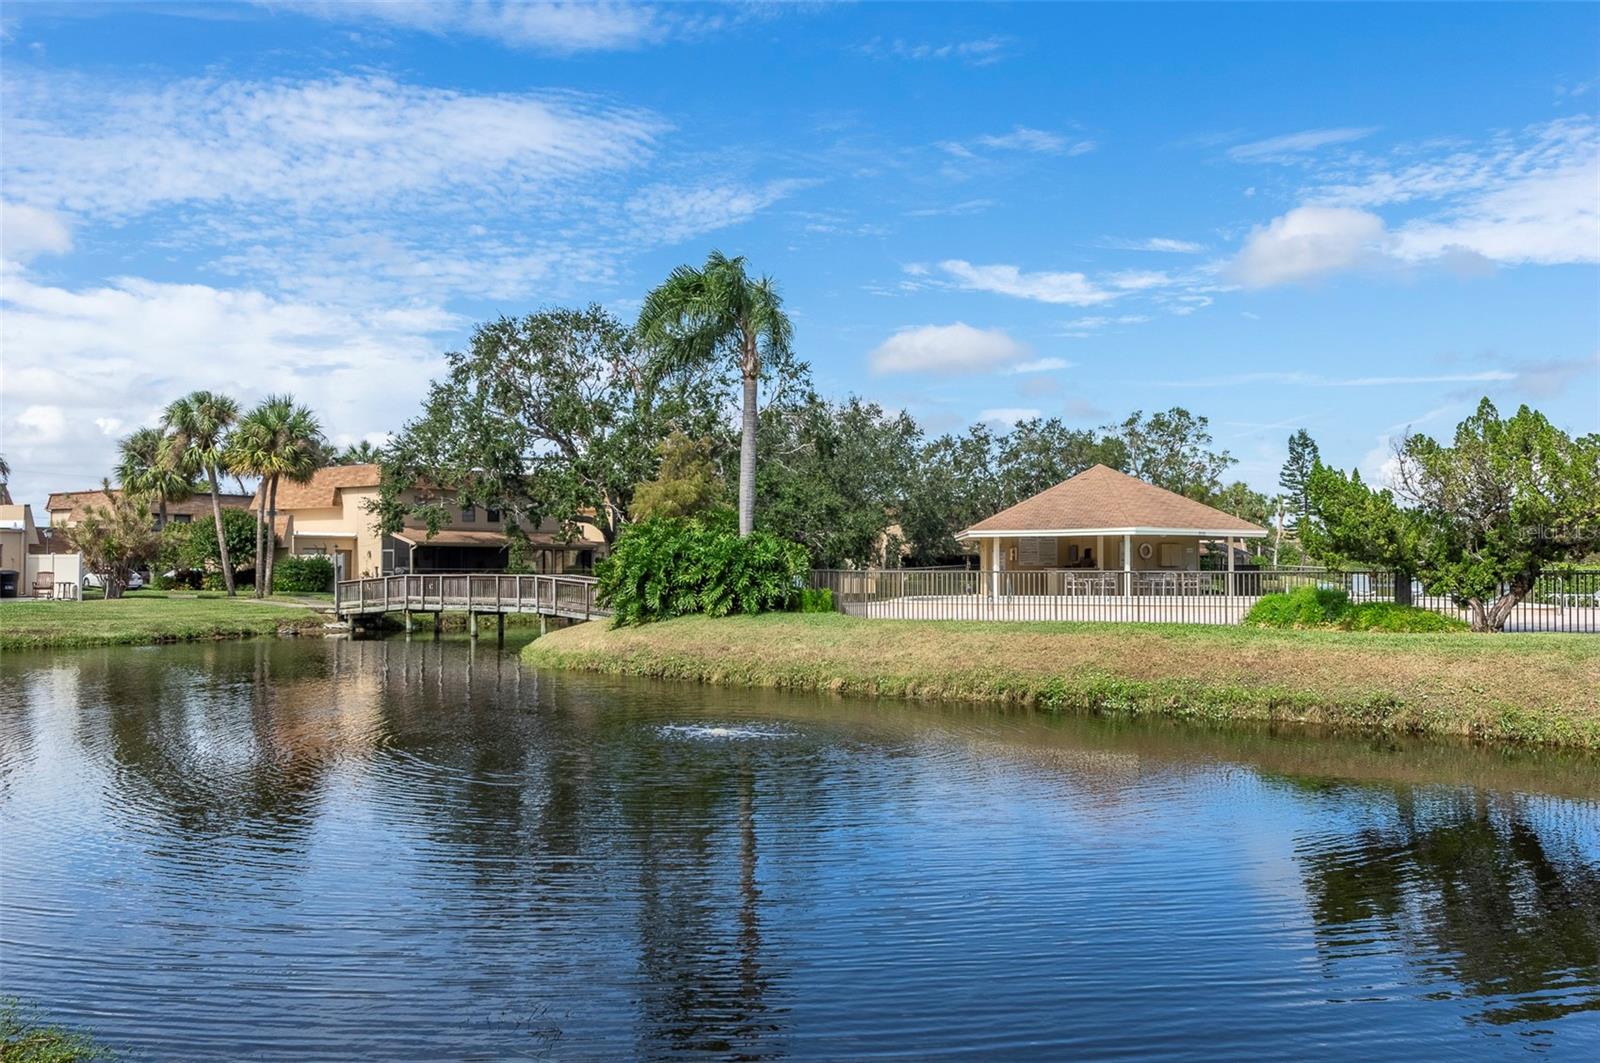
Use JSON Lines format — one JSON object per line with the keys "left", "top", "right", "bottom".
{"left": 83, "top": 571, "right": 145, "bottom": 591}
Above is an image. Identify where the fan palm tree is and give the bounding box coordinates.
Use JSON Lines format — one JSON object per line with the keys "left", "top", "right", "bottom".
{"left": 116, "top": 426, "right": 197, "bottom": 530}
{"left": 162, "top": 390, "right": 241, "bottom": 594}
{"left": 230, "top": 396, "right": 326, "bottom": 596}
{"left": 637, "top": 251, "right": 793, "bottom": 537}
{"left": 334, "top": 440, "right": 382, "bottom": 465}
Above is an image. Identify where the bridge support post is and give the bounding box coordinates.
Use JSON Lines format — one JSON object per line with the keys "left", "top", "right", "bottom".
{"left": 539, "top": 614, "right": 547, "bottom": 638}
{"left": 469, "top": 611, "right": 479, "bottom": 639}
{"left": 496, "top": 613, "right": 505, "bottom": 644}
{"left": 403, "top": 609, "right": 413, "bottom": 634}
{"left": 433, "top": 610, "right": 441, "bottom": 640}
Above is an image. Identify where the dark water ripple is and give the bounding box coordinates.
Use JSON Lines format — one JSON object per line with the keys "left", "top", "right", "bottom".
{"left": 2, "top": 637, "right": 1597, "bottom": 1061}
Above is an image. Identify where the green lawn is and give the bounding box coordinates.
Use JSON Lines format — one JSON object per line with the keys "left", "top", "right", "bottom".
{"left": 525, "top": 612, "right": 1600, "bottom": 749}
{"left": 0, "top": 595, "right": 327, "bottom": 650}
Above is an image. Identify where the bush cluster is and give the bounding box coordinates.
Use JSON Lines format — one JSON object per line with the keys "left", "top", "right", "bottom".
{"left": 597, "top": 518, "right": 809, "bottom": 626}
{"left": 272, "top": 555, "right": 335, "bottom": 593}
{"left": 1244, "top": 585, "right": 1465, "bottom": 633}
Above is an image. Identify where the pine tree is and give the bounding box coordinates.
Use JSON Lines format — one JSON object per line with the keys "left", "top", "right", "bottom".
{"left": 1278, "top": 429, "right": 1320, "bottom": 534}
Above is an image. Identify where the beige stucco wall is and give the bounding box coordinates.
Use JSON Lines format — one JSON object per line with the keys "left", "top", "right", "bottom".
{"left": 278, "top": 485, "right": 607, "bottom": 577}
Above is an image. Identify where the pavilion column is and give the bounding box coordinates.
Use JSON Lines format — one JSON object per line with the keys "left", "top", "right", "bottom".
{"left": 1122, "top": 533, "right": 1133, "bottom": 597}
{"left": 1226, "top": 536, "right": 1236, "bottom": 596}
{"left": 1096, "top": 534, "right": 1104, "bottom": 571}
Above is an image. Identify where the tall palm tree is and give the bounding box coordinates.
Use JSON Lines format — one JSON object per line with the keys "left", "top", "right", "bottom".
{"left": 162, "top": 390, "right": 241, "bottom": 594}
{"left": 638, "top": 251, "right": 793, "bottom": 538}
{"left": 334, "top": 440, "right": 382, "bottom": 465}
{"left": 230, "top": 396, "right": 326, "bottom": 596}
{"left": 116, "top": 426, "right": 197, "bottom": 530}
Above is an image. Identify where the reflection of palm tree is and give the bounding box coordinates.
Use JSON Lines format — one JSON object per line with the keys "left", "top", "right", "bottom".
{"left": 1298, "top": 788, "right": 1600, "bottom": 1026}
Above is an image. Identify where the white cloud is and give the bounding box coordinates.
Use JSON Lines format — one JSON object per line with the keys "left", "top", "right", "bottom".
{"left": 869, "top": 323, "right": 1031, "bottom": 374}
{"left": 1006, "top": 357, "right": 1074, "bottom": 374}
{"left": 1057, "top": 314, "right": 1151, "bottom": 337}
{"left": 944, "top": 126, "right": 1095, "bottom": 159}
{"left": 904, "top": 199, "right": 995, "bottom": 218}
{"left": 1390, "top": 161, "right": 1599, "bottom": 265}
{"left": 263, "top": 1, "right": 721, "bottom": 54}
{"left": 974, "top": 126, "right": 1093, "bottom": 155}
{"left": 1234, "top": 206, "right": 1388, "bottom": 286}
{"left": 0, "top": 268, "right": 454, "bottom": 509}
{"left": 937, "top": 259, "right": 1118, "bottom": 306}
{"left": 1227, "top": 127, "right": 1378, "bottom": 162}
{"left": 2, "top": 71, "right": 663, "bottom": 219}
{"left": 16, "top": 404, "right": 67, "bottom": 444}
{"left": 1100, "top": 236, "right": 1206, "bottom": 253}
{"left": 1108, "top": 270, "right": 1171, "bottom": 290}
{"left": 0, "top": 201, "right": 72, "bottom": 262}
{"left": 978, "top": 407, "right": 1042, "bottom": 426}
{"left": 1234, "top": 117, "right": 1600, "bottom": 281}
{"left": 859, "top": 36, "right": 1010, "bottom": 65}
{"left": 627, "top": 179, "right": 813, "bottom": 244}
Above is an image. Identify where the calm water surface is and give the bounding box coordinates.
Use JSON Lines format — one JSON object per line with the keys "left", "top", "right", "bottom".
{"left": 2, "top": 637, "right": 1598, "bottom": 1061}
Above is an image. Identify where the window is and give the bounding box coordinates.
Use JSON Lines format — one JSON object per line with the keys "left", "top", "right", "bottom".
{"left": 172, "top": 514, "right": 192, "bottom": 524}
{"left": 1016, "top": 537, "right": 1058, "bottom": 567}
{"left": 461, "top": 505, "right": 476, "bottom": 522}
{"left": 486, "top": 508, "right": 501, "bottom": 522}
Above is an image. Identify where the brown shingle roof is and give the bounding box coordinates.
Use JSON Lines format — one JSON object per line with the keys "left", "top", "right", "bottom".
{"left": 962, "top": 465, "right": 1268, "bottom": 537}
{"left": 45, "top": 489, "right": 254, "bottom": 523}
{"left": 255, "top": 464, "right": 382, "bottom": 511}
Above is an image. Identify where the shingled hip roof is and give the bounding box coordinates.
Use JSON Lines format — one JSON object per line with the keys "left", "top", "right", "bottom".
{"left": 959, "top": 464, "right": 1268, "bottom": 538}
{"left": 254, "top": 464, "right": 382, "bottom": 511}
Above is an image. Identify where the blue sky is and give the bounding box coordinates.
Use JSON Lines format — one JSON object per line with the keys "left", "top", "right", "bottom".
{"left": 2, "top": 1, "right": 1597, "bottom": 512}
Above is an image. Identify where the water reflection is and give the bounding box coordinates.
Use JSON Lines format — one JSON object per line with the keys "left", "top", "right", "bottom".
{"left": 1297, "top": 788, "right": 1600, "bottom": 1027}
{"left": 1, "top": 637, "right": 1596, "bottom": 1060}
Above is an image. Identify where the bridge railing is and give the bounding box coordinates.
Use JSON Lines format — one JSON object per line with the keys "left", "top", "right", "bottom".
{"left": 336, "top": 572, "right": 606, "bottom": 618}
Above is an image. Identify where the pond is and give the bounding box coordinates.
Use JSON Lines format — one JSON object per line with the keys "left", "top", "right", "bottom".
{"left": 2, "top": 637, "right": 1597, "bottom": 1060}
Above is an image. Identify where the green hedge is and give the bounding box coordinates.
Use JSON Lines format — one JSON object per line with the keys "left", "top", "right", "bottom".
{"left": 796, "top": 587, "right": 834, "bottom": 613}
{"left": 596, "top": 518, "right": 809, "bottom": 626}
{"left": 273, "top": 556, "right": 335, "bottom": 593}
{"left": 1245, "top": 585, "right": 1465, "bottom": 633}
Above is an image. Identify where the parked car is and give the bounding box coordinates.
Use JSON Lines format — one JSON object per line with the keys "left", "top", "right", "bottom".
{"left": 82, "top": 571, "right": 144, "bottom": 591}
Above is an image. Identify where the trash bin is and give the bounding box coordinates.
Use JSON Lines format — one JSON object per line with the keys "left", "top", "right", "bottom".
{"left": 0, "top": 570, "right": 18, "bottom": 598}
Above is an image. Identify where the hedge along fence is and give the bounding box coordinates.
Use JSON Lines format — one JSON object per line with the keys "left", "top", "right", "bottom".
{"left": 273, "top": 555, "right": 336, "bottom": 593}
{"left": 596, "top": 518, "right": 810, "bottom": 626}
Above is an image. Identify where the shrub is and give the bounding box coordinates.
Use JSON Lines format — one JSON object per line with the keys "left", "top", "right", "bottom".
{"left": 1245, "top": 585, "right": 1465, "bottom": 632}
{"left": 597, "top": 517, "right": 809, "bottom": 626}
{"left": 796, "top": 587, "right": 834, "bottom": 613}
{"left": 1244, "top": 585, "right": 1350, "bottom": 627}
{"left": 273, "top": 555, "right": 334, "bottom": 593}
{"left": 1341, "top": 601, "right": 1467, "bottom": 632}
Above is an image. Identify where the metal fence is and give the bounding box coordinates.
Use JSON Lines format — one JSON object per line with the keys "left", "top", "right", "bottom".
{"left": 809, "top": 567, "right": 1600, "bottom": 632}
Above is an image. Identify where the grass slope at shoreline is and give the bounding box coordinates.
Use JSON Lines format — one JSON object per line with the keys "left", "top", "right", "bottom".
{"left": 0, "top": 596, "right": 326, "bottom": 650}
{"left": 524, "top": 613, "right": 1600, "bottom": 750}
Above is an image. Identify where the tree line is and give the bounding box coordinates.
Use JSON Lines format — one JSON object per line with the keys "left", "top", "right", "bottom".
{"left": 71, "top": 392, "right": 376, "bottom": 598}
{"left": 61, "top": 249, "right": 1597, "bottom": 631}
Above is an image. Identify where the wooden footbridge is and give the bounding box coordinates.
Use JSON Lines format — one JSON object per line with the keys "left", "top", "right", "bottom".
{"left": 335, "top": 573, "right": 607, "bottom": 637}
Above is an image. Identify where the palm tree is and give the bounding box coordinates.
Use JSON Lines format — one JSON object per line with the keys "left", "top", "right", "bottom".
{"left": 162, "top": 390, "right": 241, "bottom": 594}
{"left": 0, "top": 454, "right": 10, "bottom": 505}
{"left": 334, "top": 440, "right": 382, "bottom": 465}
{"left": 230, "top": 396, "right": 326, "bottom": 596}
{"left": 638, "top": 251, "right": 793, "bottom": 537}
{"left": 116, "top": 426, "right": 197, "bottom": 530}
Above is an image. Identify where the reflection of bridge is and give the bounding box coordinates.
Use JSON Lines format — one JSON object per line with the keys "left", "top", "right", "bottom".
{"left": 336, "top": 573, "right": 607, "bottom": 636}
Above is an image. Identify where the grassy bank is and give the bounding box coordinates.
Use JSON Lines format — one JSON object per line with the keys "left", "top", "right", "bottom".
{"left": 0, "top": 595, "right": 326, "bottom": 650}
{"left": 524, "top": 613, "right": 1600, "bottom": 749}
